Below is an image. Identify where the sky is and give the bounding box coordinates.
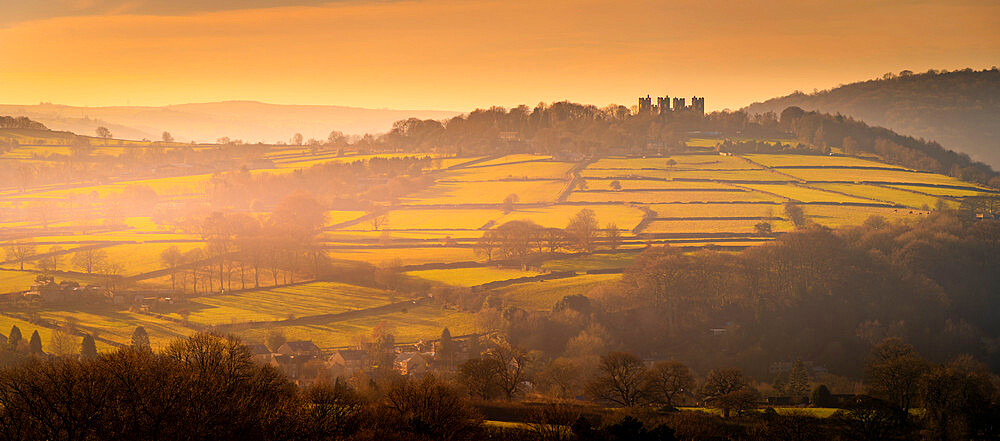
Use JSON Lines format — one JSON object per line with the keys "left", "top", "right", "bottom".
{"left": 0, "top": 0, "right": 997, "bottom": 112}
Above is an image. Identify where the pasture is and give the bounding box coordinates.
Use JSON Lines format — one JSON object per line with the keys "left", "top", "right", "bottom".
{"left": 810, "top": 183, "right": 956, "bottom": 209}
{"left": 803, "top": 205, "right": 930, "bottom": 228}
{"left": 405, "top": 267, "right": 541, "bottom": 287}
{"left": 494, "top": 273, "right": 621, "bottom": 311}
{"left": 495, "top": 205, "right": 646, "bottom": 230}
{"left": 402, "top": 180, "right": 568, "bottom": 205}
{"left": 739, "top": 184, "right": 876, "bottom": 204}
{"left": 442, "top": 161, "right": 575, "bottom": 181}
{"left": 643, "top": 219, "right": 795, "bottom": 234}
{"left": 567, "top": 189, "right": 783, "bottom": 204}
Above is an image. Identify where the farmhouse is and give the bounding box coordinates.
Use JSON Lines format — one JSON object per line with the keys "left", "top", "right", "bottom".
{"left": 277, "top": 340, "right": 321, "bottom": 357}
{"left": 394, "top": 352, "right": 431, "bottom": 376}
{"left": 328, "top": 349, "right": 369, "bottom": 376}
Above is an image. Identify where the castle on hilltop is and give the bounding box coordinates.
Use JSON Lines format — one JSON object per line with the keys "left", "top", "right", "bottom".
{"left": 638, "top": 94, "right": 705, "bottom": 115}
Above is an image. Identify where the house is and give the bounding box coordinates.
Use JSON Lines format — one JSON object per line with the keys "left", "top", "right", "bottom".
{"left": 394, "top": 352, "right": 431, "bottom": 376}
{"left": 247, "top": 344, "right": 275, "bottom": 363}
{"left": 328, "top": 349, "right": 369, "bottom": 376}
{"left": 276, "top": 340, "right": 321, "bottom": 357}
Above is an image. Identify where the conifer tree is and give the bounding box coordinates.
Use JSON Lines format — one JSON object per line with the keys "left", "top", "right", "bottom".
{"left": 131, "top": 326, "right": 151, "bottom": 350}
{"left": 28, "top": 330, "right": 42, "bottom": 355}
{"left": 81, "top": 334, "right": 98, "bottom": 359}
{"left": 7, "top": 325, "right": 21, "bottom": 350}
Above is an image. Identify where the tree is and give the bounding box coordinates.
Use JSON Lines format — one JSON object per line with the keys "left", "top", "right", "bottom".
{"left": 5, "top": 241, "right": 36, "bottom": 271}
{"left": 96, "top": 126, "right": 112, "bottom": 143}
{"left": 48, "top": 326, "right": 77, "bottom": 357}
{"left": 864, "top": 338, "right": 928, "bottom": 426}
{"left": 265, "top": 329, "right": 287, "bottom": 352}
{"left": 131, "top": 326, "right": 151, "bottom": 351}
{"left": 28, "top": 330, "right": 42, "bottom": 355}
{"left": 811, "top": 384, "right": 835, "bottom": 407}
{"left": 72, "top": 248, "right": 108, "bottom": 274}
{"left": 162, "top": 131, "right": 174, "bottom": 143}
{"left": 484, "top": 339, "right": 529, "bottom": 400}
{"left": 586, "top": 351, "right": 647, "bottom": 407}
{"left": 919, "top": 355, "right": 996, "bottom": 441}
{"left": 474, "top": 230, "right": 500, "bottom": 262}
{"left": 438, "top": 328, "right": 455, "bottom": 367}
{"left": 566, "top": 209, "right": 599, "bottom": 252}
{"left": 605, "top": 222, "right": 622, "bottom": 250}
{"left": 292, "top": 133, "right": 304, "bottom": 145}
{"left": 644, "top": 360, "right": 694, "bottom": 407}
{"left": 754, "top": 221, "right": 772, "bottom": 236}
{"left": 538, "top": 357, "right": 583, "bottom": 399}
{"left": 502, "top": 193, "right": 519, "bottom": 213}
{"left": 160, "top": 245, "right": 184, "bottom": 291}
{"left": 784, "top": 202, "right": 807, "bottom": 227}
{"left": 457, "top": 358, "right": 502, "bottom": 400}
{"left": 383, "top": 375, "right": 481, "bottom": 440}
{"left": 7, "top": 325, "right": 22, "bottom": 350}
{"left": 38, "top": 245, "right": 64, "bottom": 272}
{"left": 80, "top": 334, "right": 98, "bottom": 359}
{"left": 786, "top": 359, "right": 811, "bottom": 401}
{"left": 701, "top": 368, "right": 754, "bottom": 417}
{"left": 610, "top": 180, "right": 622, "bottom": 191}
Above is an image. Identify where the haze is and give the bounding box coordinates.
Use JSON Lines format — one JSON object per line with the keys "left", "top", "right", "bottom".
{"left": 2, "top": 0, "right": 997, "bottom": 112}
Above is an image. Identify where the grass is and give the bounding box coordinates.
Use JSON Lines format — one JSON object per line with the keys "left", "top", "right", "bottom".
{"left": 496, "top": 274, "right": 620, "bottom": 311}
{"left": 810, "top": 183, "right": 957, "bottom": 209}
{"left": 582, "top": 180, "right": 732, "bottom": 191}
{"left": 568, "top": 190, "right": 783, "bottom": 204}
{"left": 581, "top": 169, "right": 790, "bottom": 181}
{"left": 236, "top": 303, "right": 477, "bottom": 348}
{"left": 405, "top": 267, "right": 541, "bottom": 287}
{"left": 540, "top": 251, "right": 639, "bottom": 272}
{"left": 685, "top": 138, "right": 720, "bottom": 148}
{"left": 8, "top": 174, "right": 214, "bottom": 200}
{"left": 320, "top": 230, "right": 486, "bottom": 242}
{"left": 781, "top": 168, "right": 981, "bottom": 186}
{"left": 444, "top": 162, "right": 575, "bottom": 181}
{"left": 0, "top": 270, "right": 45, "bottom": 293}
{"left": 324, "top": 211, "right": 367, "bottom": 226}
{"left": 473, "top": 154, "right": 552, "bottom": 167}
{"left": 28, "top": 306, "right": 193, "bottom": 350}
{"left": 162, "top": 282, "right": 395, "bottom": 326}
{"left": 648, "top": 203, "right": 780, "bottom": 218}
{"left": 589, "top": 155, "right": 760, "bottom": 170}
{"left": 349, "top": 209, "right": 501, "bottom": 230}
{"left": 744, "top": 154, "right": 909, "bottom": 169}
{"left": 327, "top": 247, "right": 480, "bottom": 266}
{"left": 803, "top": 205, "right": 930, "bottom": 228}
{"left": 495, "top": 205, "right": 646, "bottom": 230}
{"left": 886, "top": 185, "right": 995, "bottom": 198}
{"left": 643, "top": 219, "right": 795, "bottom": 234}
{"left": 739, "top": 184, "right": 875, "bottom": 203}
{"left": 403, "top": 180, "right": 568, "bottom": 205}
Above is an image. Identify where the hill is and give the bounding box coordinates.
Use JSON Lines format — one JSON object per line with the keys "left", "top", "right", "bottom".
{"left": 0, "top": 101, "right": 462, "bottom": 144}
{"left": 743, "top": 68, "right": 1000, "bottom": 167}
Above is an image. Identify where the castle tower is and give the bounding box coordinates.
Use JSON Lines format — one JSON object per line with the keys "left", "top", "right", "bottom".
{"left": 691, "top": 96, "right": 705, "bottom": 115}
{"left": 672, "top": 97, "right": 686, "bottom": 111}
{"left": 657, "top": 96, "right": 671, "bottom": 114}
{"left": 638, "top": 95, "right": 652, "bottom": 113}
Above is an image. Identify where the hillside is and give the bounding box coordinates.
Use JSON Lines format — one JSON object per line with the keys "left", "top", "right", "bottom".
{"left": 0, "top": 101, "right": 462, "bottom": 144}
{"left": 744, "top": 68, "right": 1000, "bottom": 167}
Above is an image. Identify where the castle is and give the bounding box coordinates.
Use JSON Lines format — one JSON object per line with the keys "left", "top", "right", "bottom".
{"left": 638, "top": 94, "right": 705, "bottom": 115}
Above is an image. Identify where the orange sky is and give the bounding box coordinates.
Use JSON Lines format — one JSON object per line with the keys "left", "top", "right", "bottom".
{"left": 1, "top": 0, "right": 997, "bottom": 112}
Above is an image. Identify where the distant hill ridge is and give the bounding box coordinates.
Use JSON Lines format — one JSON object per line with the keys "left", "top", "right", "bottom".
{"left": 744, "top": 68, "right": 1000, "bottom": 167}
{"left": 0, "top": 101, "right": 463, "bottom": 144}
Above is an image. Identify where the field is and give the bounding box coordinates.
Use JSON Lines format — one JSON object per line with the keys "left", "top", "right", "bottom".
{"left": 568, "top": 189, "right": 782, "bottom": 203}
{"left": 1, "top": 144, "right": 994, "bottom": 356}
{"left": 494, "top": 274, "right": 621, "bottom": 311}
{"left": 643, "top": 219, "right": 795, "bottom": 234}
{"left": 495, "top": 205, "right": 646, "bottom": 230}
{"left": 443, "top": 162, "right": 575, "bottom": 181}
{"left": 402, "top": 180, "right": 568, "bottom": 205}
{"left": 162, "top": 282, "right": 396, "bottom": 325}
{"left": 405, "top": 267, "right": 541, "bottom": 287}
{"left": 810, "top": 183, "right": 957, "bottom": 209}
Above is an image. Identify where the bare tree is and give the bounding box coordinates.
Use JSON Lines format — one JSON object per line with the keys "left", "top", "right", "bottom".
{"left": 5, "top": 241, "right": 37, "bottom": 270}
{"left": 162, "top": 131, "right": 174, "bottom": 143}
{"left": 644, "top": 360, "right": 694, "bottom": 407}
{"left": 566, "top": 209, "right": 599, "bottom": 253}
{"left": 292, "top": 133, "right": 304, "bottom": 146}
{"left": 72, "top": 248, "right": 108, "bottom": 274}
{"left": 605, "top": 222, "right": 621, "bottom": 250}
{"left": 586, "top": 351, "right": 647, "bottom": 407}
{"left": 485, "top": 338, "right": 529, "bottom": 400}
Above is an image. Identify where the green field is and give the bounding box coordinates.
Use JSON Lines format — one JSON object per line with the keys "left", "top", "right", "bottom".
{"left": 804, "top": 205, "right": 930, "bottom": 228}
{"left": 648, "top": 203, "right": 780, "bottom": 219}
{"left": 568, "top": 189, "right": 782, "bottom": 203}
{"left": 643, "top": 219, "right": 795, "bottom": 234}
{"left": 163, "top": 282, "right": 396, "bottom": 325}
{"left": 589, "top": 155, "right": 759, "bottom": 170}
{"left": 405, "top": 267, "right": 541, "bottom": 287}
{"left": 782, "top": 167, "right": 979, "bottom": 186}
{"left": 473, "top": 154, "right": 552, "bottom": 167}
{"left": 583, "top": 179, "right": 732, "bottom": 191}
{"left": 744, "top": 154, "right": 909, "bottom": 169}
{"left": 327, "top": 247, "right": 479, "bottom": 266}
{"left": 811, "top": 183, "right": 956, "bottom": 209}
{"left": 494, "top": 274, "right": 621, "bottom": 311}
{"left": 352, "top": 209, "right": 501, "bottom": 230}
{"left": 402, "top": 180, "right": 568, "bottom": 205}
{"left": 444, "top": 162, "right": 574, "bottom": 181}
{"left": 539, "top": 251, "right": 639, "bottom": 272}
{"left": 495, "top": 205, "right": 646, "bottom": 230}
{"left": 739, "top": 184, "right": 875, "bottom": 203}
